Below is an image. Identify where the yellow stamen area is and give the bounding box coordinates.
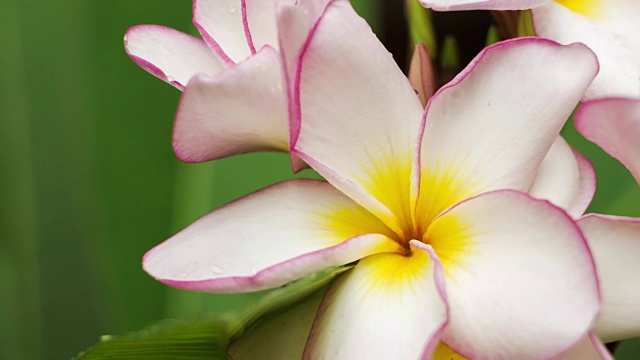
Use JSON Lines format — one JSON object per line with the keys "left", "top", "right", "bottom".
{"left": 556, "top": 0, "right": 601, "bottom": 17}
{"left": 426, "top": 210, "right": 475, "bottom": 276}
{"left": 417, "top": 164, "right": 478, "bottom": 236}
{"left": 433, "top": 342, "right": 469, "bottom": 360}
{"left": 357, "top": 152, "right": 416, "bottom": 240}
{"left": 359, "top": 245, "right": 431, "bottom": 292}
{"left": 314, "top": 200, "right": 398, "bottom": 246}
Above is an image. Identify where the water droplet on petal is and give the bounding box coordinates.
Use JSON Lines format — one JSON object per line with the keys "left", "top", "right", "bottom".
{"left": 229, "top": 7, "right": 237, "bottom": 13}
{"left": 209, "top": 265, "right": 224, "bottom": 274}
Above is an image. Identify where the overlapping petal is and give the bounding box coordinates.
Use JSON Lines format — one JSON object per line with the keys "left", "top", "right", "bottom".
{"left": 576, "top": 98, "right": 640, "bottom": 184}
{"left": 554, "top": 333, "right": 611, "bottom": 360}
{"left": 287, "top": 0, "right": 424, "bottom": 237}
{"left": 428, "top": 190, "right": 599, "bottom": 359}
{"left": 173, "top": 46, "right": 288, "bottom": 162}
{"left": 304, "top": 241, "right": 447, "bottom": 359}
{"left": 417, "top": 38, "right": 598, "bottom": 225}
{"left": 419, "top": 0, "right": 550, "bottom": 11}
{"left": 124, "top": 25, "right": 224, "bottom": 90}
{"left": 143, "top": 179, "right": 403, "bottom": 293}
{"left": 532, "top": 1, "right": 640, "bottom": 99}
{"left": 193, "top": 0, "right": 251, "bottom": 64}
{"left": 579, "top": 214, "right": 640, "bottom": 342}
{"left": 529, "top": 137, "right": 596, "bottom": 218}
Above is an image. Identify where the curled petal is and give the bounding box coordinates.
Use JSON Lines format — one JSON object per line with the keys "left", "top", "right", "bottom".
{"left": 173, "top": 46, "right": 288, "bottom": 163}
{"left": 529, "top": 136, "right": 596, "bottom": 218}
{"left": 576, "top": 98, "right": 640, "bottom": 185}
{"left": 124, "top": 25, "right": 223, "bottom": 90}
{"left": 143, "top": 179, "right": 402, "bottom": 293}
{"left": 304, "top": 242, "right": 448, "bottom": 359}
{"left": 579, "top": 214, "right": 640, "bottom": 342}
{"left": 427, "top": 190, "right": 600, "bottom": 359}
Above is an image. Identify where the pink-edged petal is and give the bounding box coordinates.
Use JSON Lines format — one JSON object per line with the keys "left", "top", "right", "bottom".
{"left": 417, "top": 38, "right": 598, "bottom": 225}
{"left": 304, "top": 241, "right": 448, "bottom": 359}
{"left": 124, "top": 25, "right": 224, "bottom": 90}
{"left": 427, "top": 190, "right": 600, "bottom": 359}
{"left": 576, "top": 98, "right": 640, "bottom": 185}
{"left": 243, "top": 0, "right": 295, "bottom": 54}
{"left": 419, "top": 0, "right": 551, "bottom": 11}
{"left": 276, "top": 0, "right": 335, "bottom": 172}
{"left": 143, "top": 179, "right": 403, "bottom": 293}
{"left": 228, "top": 289, "right": 324, "bottom": 360}
{"left": 579, "top": 214, "right": 640, "bottom": 342}
{"left": 173, "top": 46, "right": 288, "bottom": 163}
{"left": 193, "top": 0, "right": 251, "bottom": 65}
{"left": 287, "top": 0, "right": 424, "bottom": 237}
{"left": 553, "top": 332, "right": 612, "bottom": 360}
{"left": 532, "top": 2, "right": 640, "bottom": 99}
{"left": 529, "top": 136, "right": 596, "bottom": 218}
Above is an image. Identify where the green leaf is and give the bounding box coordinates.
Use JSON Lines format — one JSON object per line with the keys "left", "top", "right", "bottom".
{"left": 406, "top": 0, "right": 437, "bottom": 58}
{"left": 75, "top": 266, "right": 350, "bottom": 359}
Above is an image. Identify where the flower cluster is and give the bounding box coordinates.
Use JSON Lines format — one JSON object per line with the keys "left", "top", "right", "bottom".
{"left": 125, "top": 0, "right": 640, "bottom": 359}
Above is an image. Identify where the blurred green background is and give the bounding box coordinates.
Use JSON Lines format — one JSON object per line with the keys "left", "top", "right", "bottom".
{"left": 1, "top": 0, "right": 639, "bottom": 359}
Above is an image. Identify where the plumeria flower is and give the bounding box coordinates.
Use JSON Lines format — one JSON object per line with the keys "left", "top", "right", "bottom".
{"left": 124, "top": 0, "right": 328, "bottom": 168}
{"left": 418, "top": 0, "right": 640, "bottom": 100}
{"left": 576, "top": 98, "right": 640, "bottom": 343}
{"left": 142, "top": 1, "right": 606, "bottom": 358}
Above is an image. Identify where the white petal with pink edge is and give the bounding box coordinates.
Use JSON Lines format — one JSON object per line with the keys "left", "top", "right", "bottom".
{"left": 579, "top": 214, "right": 640, "bottom": 342}
{"left": 532, "top": 1, "right": 640, "bottom": 99}
{"left": 143, "top": 179, "right": 403, "bottom": 293}
{"left": 553, "top": 332, "right": 612, "bottom": 360}
{"left": 576, "top": 98, "right": 640, "bottom": 185}
{"left": 303, "top": 242, "right": 448, "bottom": 359}
{"left": 290, "top": 0, "right": 424, "bottom": 236}
{"left": 193, "top": 0, "right": 251, "bottom": 64}
{"left": 529, "top": 136, "right": 596, "bottom": 218}
{"left": 427, "top": 190, "right": 600, "bottom": 359}
{"left": 419, "top": 0, "right": 551, "bottom": 11}
{"left": 417, "top": 38, "right": 598, "bottom": 225}
{"left": 243, "top": 0, "right": 294, "bottom": 54}
{"left": 124, "top": 25, "right": 224, "bottom": 90}
{"left": 228, "top": 289, "right": 325, "bottom": 360}
{"left": 173, "top": 46, "right": 288, "bottom": 163}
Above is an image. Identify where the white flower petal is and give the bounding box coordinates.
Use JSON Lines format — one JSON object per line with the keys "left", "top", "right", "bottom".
{"left": 304, "top": 242, "right": 448, "bottom": 359}
{"left": 579, "top": 214, "right": 640, "bottom": 342}
{"left": 529, "top": 136, "right": 595, "bottom": 218}
{"left": 532, "top": 1, "right": 640, "bottom": 99}
{"left": 286, "top": 0, "right": 424, "bottom": 236}
{"left": 173, "top": 46, "right": 288, "bottom": 163}
{"left": 143, "top": 179, "right": 402, "bottom": 293}
{"left": 576, "top": 98, "right": 640, "bottom": 185}
{"left": 428, "top": 190, "right": 600, "bottom": 359}
{"left": 417, "top": 38, "right": 598, "bottom": 225}
{"left": 124, "top": 25, "right": 223, "bottom": 90}
{"left": 419, "top": 0, "right": 551, "bottom": 11}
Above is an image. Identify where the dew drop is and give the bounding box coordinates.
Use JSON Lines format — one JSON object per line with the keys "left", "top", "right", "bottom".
{"left": 209, "top": 265, "right": 224, "bottom": 274}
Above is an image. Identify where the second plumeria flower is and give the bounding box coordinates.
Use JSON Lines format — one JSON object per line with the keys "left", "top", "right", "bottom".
{"left": 418, "top": 0, "right": 640, "bottom": 99}
{"left": 143, "top": 1, "right": 604, "bottom": 358}
{"left": 124, "top": 0, "right": 328, "bottom": 168}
